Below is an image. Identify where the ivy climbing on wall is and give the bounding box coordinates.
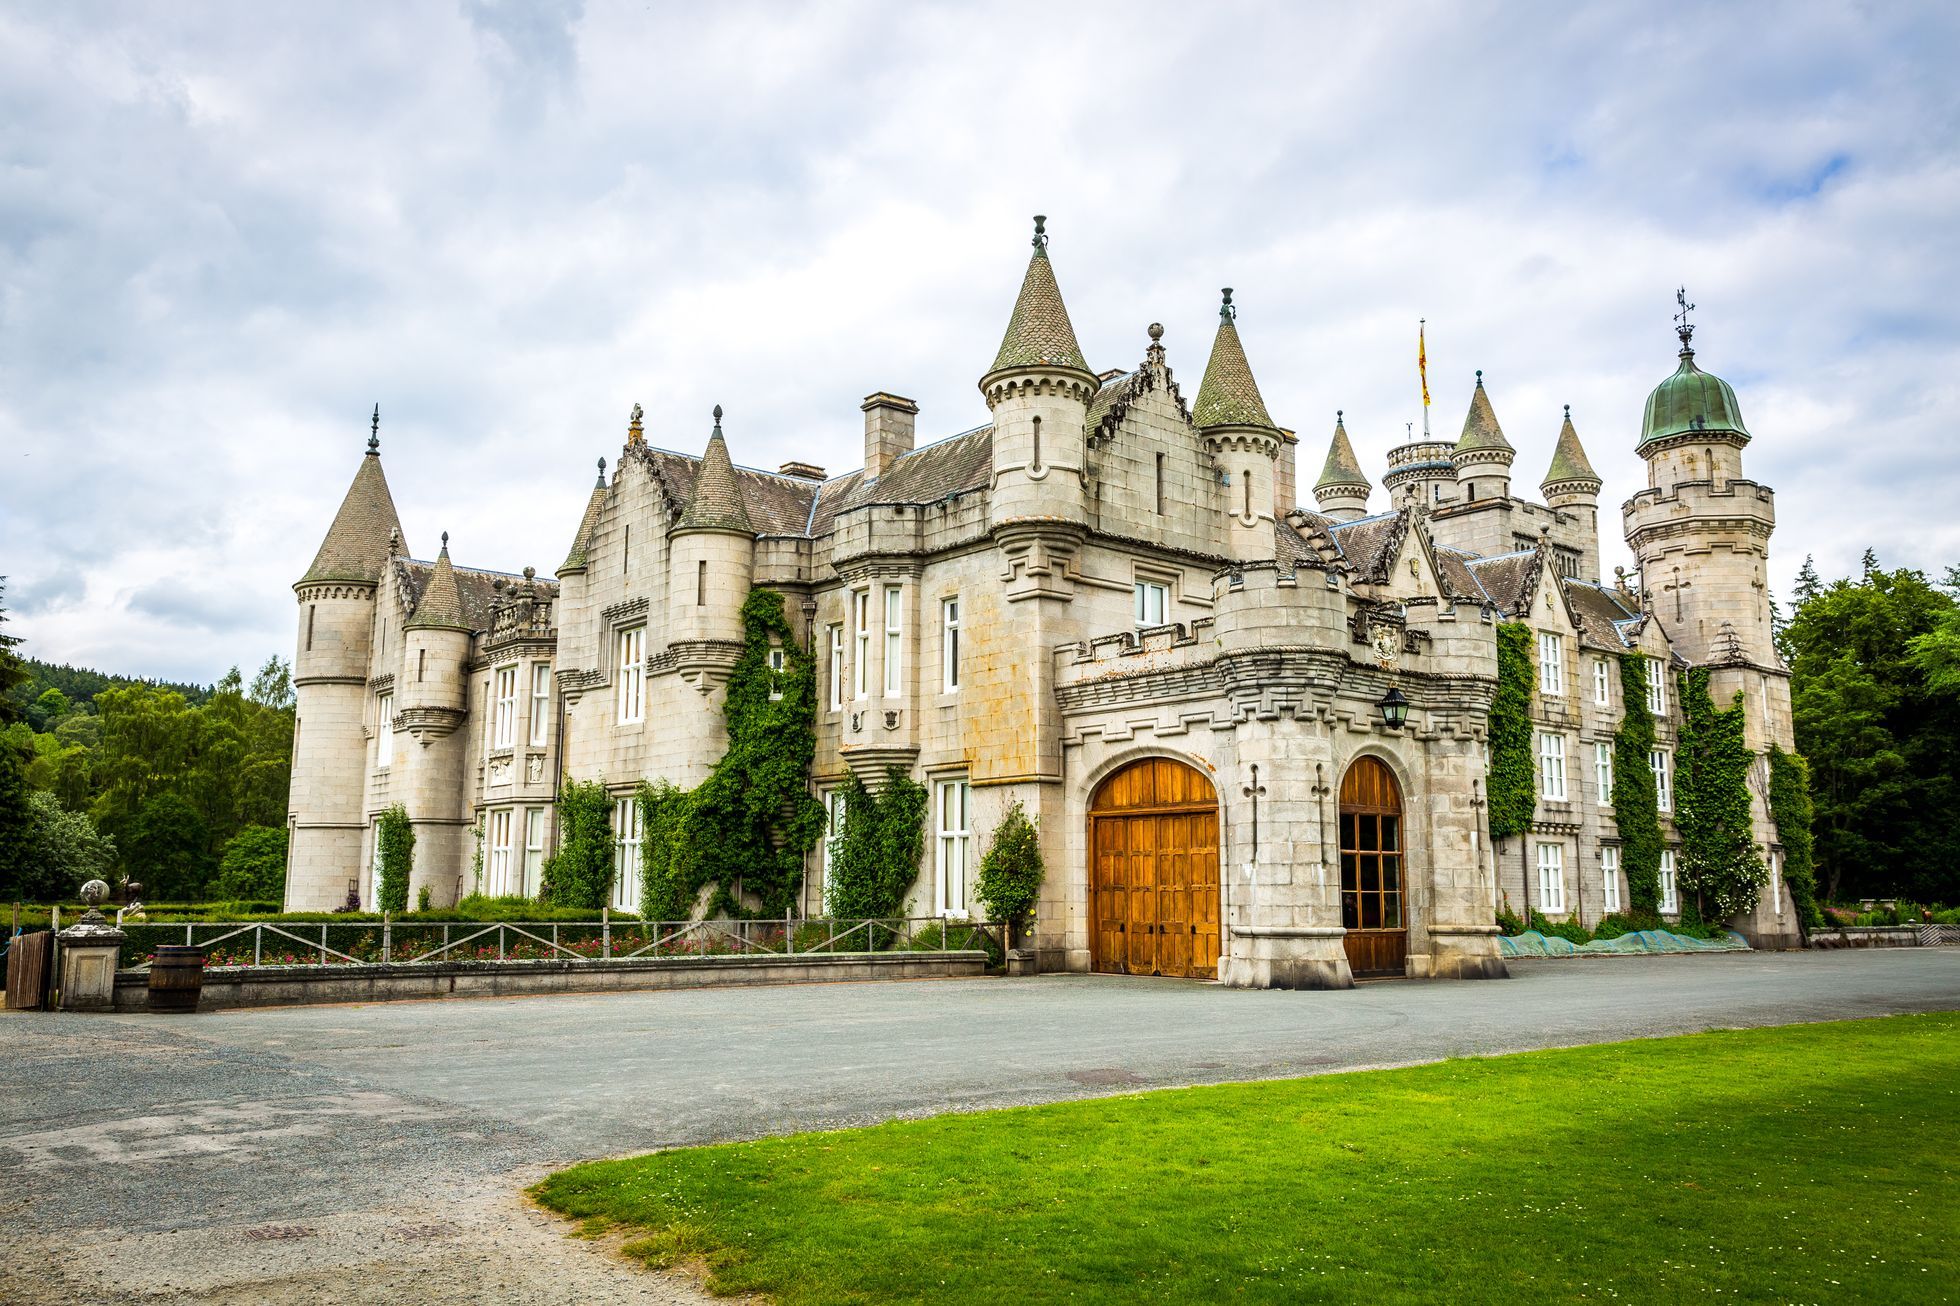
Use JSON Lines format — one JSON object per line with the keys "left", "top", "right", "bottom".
{"left": 825, "top": 765, "right": 928, "bottom": 920}
{"left": 1675, "top": 668, "right": 1767, "bottom": 923}
{"left": 1767, "top": 744, "right": 1821, "bottom": 932}
{"left": 374, "top": 802, "right": 414, "bottom": 913}
{"left": 542, "top": 778, "right": 614, "bottom": 910}
{"left": 1485, "top": 622, "right": 1537, "bottom": 841}
{"left": 638, "top": 588, "right": 825, "bottom": 920}
{"left": 1614, "top": 655, "right": 1664, "bottom": 913}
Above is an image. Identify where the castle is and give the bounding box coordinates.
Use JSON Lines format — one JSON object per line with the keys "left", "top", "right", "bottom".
{"left": 284, "top": 219, "right": 1800, "bottom": 988}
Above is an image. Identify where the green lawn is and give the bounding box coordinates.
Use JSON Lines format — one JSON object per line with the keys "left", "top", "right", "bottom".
{"left": 533, "top": 1014, "right": 1959, "bottom": 1304}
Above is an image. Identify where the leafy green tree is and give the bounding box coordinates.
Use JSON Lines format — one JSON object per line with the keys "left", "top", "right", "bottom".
{"left": 0, "top": 579, "right": 27, "bottom": 726}
{"left": 17, "top": 790, "right": 117, "bottom": 901}
{"left": 127, "top": 791, "right": 212, "bottom": 899}
{"left": 211, "top": 824, "right": 289, "bottom": 901}
{"left": 1767, "top": 746, "right": 1821, "bottom": 932}
{"left": 975, "top": 800, "right": 1044, "bottom": 937}
{"left": 0, "top": 735, "right": 32, "bottom": 898}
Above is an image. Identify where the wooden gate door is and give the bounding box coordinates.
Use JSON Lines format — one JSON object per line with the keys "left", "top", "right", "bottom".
{"left": 1090, "top": 759, "right": 1220, "bottom": 979}
{"left": 5, "top": 930, "right": 54, "bottom": 1011}
{"left": 1339, "top": 756, "right": 1409, "bottom": 977}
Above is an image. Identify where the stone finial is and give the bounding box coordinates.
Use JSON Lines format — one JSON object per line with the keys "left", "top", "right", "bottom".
{"left": 387, "top": 526, "right": 402, "bottom": 555}
{"left": 1032, "top": 214, "right": 1048, "bottom": 251}
{"left": 713, "top": 403, "right": 724, "bottom": 431}
{"left": 523, "top": 565, "right": 536, "bottom": 581}
{"left": 440, "top": 530, "right": 450, "bottom": 552}
{"left": 627, "top": 403, "right": 645, "bottom": 445}
{"left": 1219, "top": 287, "right": 1235, "bottom": 322}
{"left": 1146, "top": 322, "right": 1166, "bottom": 367}
{"left": 596, "top": 456, "right": 607, "bottom": 486}
{"left": 367, "top": 403, "right": 381, "bottom": 454}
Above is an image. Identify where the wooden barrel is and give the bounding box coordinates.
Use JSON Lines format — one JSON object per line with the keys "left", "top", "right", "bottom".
{"left": 147, "top": 946, "right": 206, "bottom": 1013}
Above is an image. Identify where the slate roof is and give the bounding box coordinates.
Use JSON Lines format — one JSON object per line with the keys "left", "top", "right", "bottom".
{"left": 1324, "top": 511, "right": 1408, "bottom": 583}
{"left": 1455, "top": 375, "right": 1513, "bottom": 454}
{"left": 303, "top": 451, "right": 406, "bottom": 585}
{"left": 1463, "top": 549, "right": 1540, "bottom": 614}
{"left": 398, "top": 556, "right": 558, "bottom": 634}
{"left": 1641, "top": 341, "right": 1748, "bottom": 446}
{"left": 1193, "top": 300, "right": 1278, "bottom": 431}
{"left": 988, "top": 244, "right": 1090, "bottom": 376}
{"left": 1562, "top": 578, "right": 1644, "bottom": 649}
{"left": 675, "top": 422, "right": 755, "bottom": 534}
{"left": 1543, "top": 408, "right": 1601, "bottom": 487}
{"left": 1315, "top": 415, "right": 1370, "bottom": 490}
{"left": 1432, "top": 545, "right": 1490, "bottom": 603}
{"left": 404, "top": 542, "right": 471, "bottom": 631}
{"left": 558, "top": 463, "right": 610, "bottom": 574}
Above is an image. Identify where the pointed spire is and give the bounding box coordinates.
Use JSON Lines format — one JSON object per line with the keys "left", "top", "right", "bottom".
{"left": 1454, "top": 370, "right": 1514, "bottom": 454}
{"left": 301, "top": 411, "right": 408, "bottom": 585}
{"left": 676, "top": 405, "right": 754, "bottom": 534}
{"left": 1193, "top": 288, "right": 1278, "bottom": 431}
{"left": 986, "top": 216, "right": 1091, "bottom": 377}
{"left": 1315, "top": 411, "right": 1370, "bottom": 491}
{"left": 406, "top": 531, "right": 470, "bottom": 630}
{"left": 559, "top": 458, "right": 611, "bottom": 575}
{"left": 1542, "top": 404, "right": 1601, "bottom": 489}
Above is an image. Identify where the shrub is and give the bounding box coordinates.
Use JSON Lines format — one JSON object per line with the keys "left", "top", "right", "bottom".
{"left": 1527, "top": 910, "right": 1592, "bottom": 945}
{"left": 374, "top": 803, "right": 414, "bottom": 913}
{"left": 416, "top": 884, "right": 432, "bottom": 912}
{"left": 1496, "top": 902, "right": 1527, "bottom": 937}
{"left": 210, "top": 825, "right": 287, "bottom": 901}
{"left": 975, "top": 801, "right": 1042, "bottom": 933}
{"left": 910, "top": 920, "right": 1005, "bottom": 966}
{"left": 1593, "top": 910, "right": 1663, "bottom": 940}
{"left": 1766, "top": 745, "right": 1822, "bottom": 932}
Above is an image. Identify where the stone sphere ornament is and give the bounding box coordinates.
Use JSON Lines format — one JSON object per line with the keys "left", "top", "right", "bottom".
{"left": 80, "top": 879, "right": 110, "bottom": 907}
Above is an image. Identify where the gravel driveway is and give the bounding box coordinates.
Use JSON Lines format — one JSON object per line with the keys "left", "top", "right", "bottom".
{"left": 2, "top": 948, "right": 1955, "bottom": 1303}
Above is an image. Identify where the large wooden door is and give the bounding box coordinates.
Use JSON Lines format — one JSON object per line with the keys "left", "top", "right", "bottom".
{"left": 1339, "top": 756, "right": 1408, "bottom": 977}
{"left": 1090, "top": 759, "right": 1220, "bottom": 979}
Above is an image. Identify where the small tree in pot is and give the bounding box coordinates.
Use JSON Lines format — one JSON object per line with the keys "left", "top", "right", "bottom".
{"left": 976, "top": 801, "right": 1043, "bottom": 954}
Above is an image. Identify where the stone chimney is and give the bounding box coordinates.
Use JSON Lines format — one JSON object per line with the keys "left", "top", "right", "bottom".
{"left": 778, "top": 460, "right": 826, "bottom": 481}
{"left": 1275, "top": 428, "right": 1298, "bottom": 514}
{"left": 862, "top": 392, "right": 918, "bottom": 481}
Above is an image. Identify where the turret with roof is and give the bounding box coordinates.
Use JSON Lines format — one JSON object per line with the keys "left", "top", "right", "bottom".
{"left": 982, "top": 216, "right": 1099, "bottom": 534}
{"left": 1195, "top": 288, "right": 1283, "bottom": 557}
{"left": 1541, "top": 405, "right": 1603, "bottom": 581}
{"left": 668, "top": 406, "right": 756, "bottom": 650}
{"left": 558, "top": 456, "right": 611, "bottom": 577}
{"left": 302, "top": 404, "right": 407, "bottom": 587}
{"left": 1450, "top": 370, "right": 1515, "bottom": 503}
{"left": 1313, "top": 411, "right": 1371, "bottom": 522}
{"left": 1636, "top": 289, "right": 1751, "bottom": 492}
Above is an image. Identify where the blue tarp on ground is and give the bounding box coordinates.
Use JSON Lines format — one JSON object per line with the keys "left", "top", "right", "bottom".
{"left": 1499, "top": 928, "right": 1751, "bottom": 958}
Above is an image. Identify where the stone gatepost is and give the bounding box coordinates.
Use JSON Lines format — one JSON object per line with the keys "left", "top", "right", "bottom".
{"left": 56, "top": 880, "right": 127, "bottom": 1012}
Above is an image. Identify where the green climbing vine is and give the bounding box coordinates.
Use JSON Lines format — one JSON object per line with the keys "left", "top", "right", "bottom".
{"left": 1614, "top": 655, "right": 1664, "bottom": 913}
{"left": 1486, "top": 622, "right": 1536, "bottom": 840}
{"left": 1767, "top": 744, "right": 1821, "bottom": 932}
{"left": 542, "top": 778, "right": 615, "bottom": 910}
{"left": 638, "top": 588, "right": 825, "bottom": 919}
{"left": 1675, "top": 669, "right": 1768, "bottom": 924}
{"left": 375, "top": 802, "right": 414, "bottom": 913}
{"left": 825, "top": 765, "right": 928, "bottom": 920}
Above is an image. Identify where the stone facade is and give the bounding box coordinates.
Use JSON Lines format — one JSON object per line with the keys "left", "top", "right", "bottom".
{"left": 284, "top": 223, "right": 1803, "bottom": 983}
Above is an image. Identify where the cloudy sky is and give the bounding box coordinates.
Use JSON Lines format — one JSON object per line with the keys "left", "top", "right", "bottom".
{"left": 3, "top": 1, "right": 1957, "bottom": 684}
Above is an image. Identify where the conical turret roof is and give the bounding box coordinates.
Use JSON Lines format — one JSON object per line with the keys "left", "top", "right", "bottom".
{"left": 987, "top": 217, "right": 1091, "bottom": 377}
{"left": 1454, "top": 372, "right": 1513, "bottom": 455}
{"left": 1193, "top": 289, "right": 1278, "bottom": 431}
{"left": 558, "top": 458, "right": 610, "bottom": 574}
{"left": 1543, "top": 407, "right": 1601, "bottom": 487}
{"left": 406, "top": 534, "right": 471, "bottom": 631}
{"left": 1315, "top": 412, "right": 1370, "bottom": 491}
{"left": 675, "top": 408, "right": 754, "bottom": 534}
{"left": 302, "top": 413, "right": 406, "bottom": 585}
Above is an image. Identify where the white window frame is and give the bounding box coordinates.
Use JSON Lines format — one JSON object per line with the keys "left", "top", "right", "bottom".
{"left": 375, "top": 691, "right": 394, "bottom": 768}
{"left": 828, "top": 623, "right": 844, "bottom": 710}
{"left": 369, "top": 816, "right": 385, "bottom": 911}
{"left": 616, "top": 626, "right": 645, "bottom": 724}
{"left": 1536, "top": 842, "right": 1565, "bottom": 914}
{"left": 1602, "top": 845, "right": 1622, "bottom": 913}
{"left": 768, "top": 646, "right": 787, "bottom": 702}
{"left": 486, "top": 808, "right": 514, "bottom": 896}
{"left": 491, "top": 665, "right": 518, "bottom": 748}
{"left": 941, "top": 596, "right": 962, "bottom": 693}
{"left": 1538, "top": 632, "right": 1564, "bottom": 697}
{"left": 522, "top": 806, "right": 546, "bottom": 898}
{"left": 1595, "top": 741, "right": 1613, "bottom": 806}
{"left": 934, "top": 778, "right": 970, "bottom": 918}
{"left": 1538, "top": 731, "right": 1567, "bottom": 801}
{"left": 1660, "top": 849, "right": 1679, "bottom": 913}
{"left": 1769, "top": 848, "right": 1782, "bottom": 915}
{"left": 1647, "top": 658, "right": 1668, "bottom": 715}
{"left": 611, "top": 796, "right": 642, "bottom": 913}
{"left": 852, "top": 591, "right": 870, "bottom": 700}
{"left": 822, "top": 789, "right": 847, "bottom": 907}
{"left": 882, "top": 586, "right": 903, "bottom": 697}
{"left": 529, "top": 663, "right": 551, "bottom": 746}
{"left": 1134, "top": 581, "right": 1169, "bottom": 628}
{"left": 1651, "top": 748, "right": 1672, "bottom": 813}
{"left": 1593, "top": 658, "right": 1611, "bottom": 707}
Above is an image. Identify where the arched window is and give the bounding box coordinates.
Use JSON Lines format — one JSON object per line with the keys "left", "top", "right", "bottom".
{"left": 1340, "top": 756, "right": 1404, "bottom": 935}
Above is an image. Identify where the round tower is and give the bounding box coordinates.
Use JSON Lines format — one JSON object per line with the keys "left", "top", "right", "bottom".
{"left": 1450, "top": 370, "right": 1514, "bottom": 503}
{"left": 1541, "top": 404, "right": 1603, "bottom": 581}
{"left": 1312, "top": 411, "right": 1372, "bottom": 522}
{"left": 981, "top": 217, "right": 1098, "bottom": 533}
{"left": 1193, "top": 288, "right": 1284, "bottom": 559}
{"left": 668, "top": 406, "right": 757, "bottom": 647}
{"left": 396, "top": 532, "right": 475, "bottom": 908}
{"left": 287, "top": 408, "right": 401, "bottom": 911}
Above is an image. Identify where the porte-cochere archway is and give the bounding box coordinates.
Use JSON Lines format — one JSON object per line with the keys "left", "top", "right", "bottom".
{"left": 1089, "top": 758, "right": 1220, "bottom": 979}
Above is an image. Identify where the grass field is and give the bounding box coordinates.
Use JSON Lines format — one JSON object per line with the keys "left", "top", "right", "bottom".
{"left": 533, "top": 1014, "right": 1959, "bottom": 1304}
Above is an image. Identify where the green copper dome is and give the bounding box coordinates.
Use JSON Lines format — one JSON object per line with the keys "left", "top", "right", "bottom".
{"left": 1640, "top": 342, "right": 1748, "bottom": 447}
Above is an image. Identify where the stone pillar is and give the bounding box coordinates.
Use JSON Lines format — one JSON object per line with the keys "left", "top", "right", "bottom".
{"left": 55, "top": 881, "right": 126, "bottom": 1012}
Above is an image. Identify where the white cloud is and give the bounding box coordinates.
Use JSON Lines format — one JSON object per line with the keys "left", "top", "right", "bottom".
{"left": 2, "top": 0, "right": 1957, "bottom": 681}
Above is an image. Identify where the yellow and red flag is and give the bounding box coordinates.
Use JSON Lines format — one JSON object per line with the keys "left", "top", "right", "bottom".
{"left": 1419, "top": 320, "right": 1431, "bottom": 408}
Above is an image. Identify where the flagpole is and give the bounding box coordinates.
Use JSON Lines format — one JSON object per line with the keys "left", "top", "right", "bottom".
{"left": 1419, "top": 318, "right": 1431, "bottom": 439}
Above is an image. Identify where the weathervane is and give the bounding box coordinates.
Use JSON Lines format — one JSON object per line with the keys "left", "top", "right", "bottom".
{"left": 1675, "top": 286, "right": 1695, "bottom": 348}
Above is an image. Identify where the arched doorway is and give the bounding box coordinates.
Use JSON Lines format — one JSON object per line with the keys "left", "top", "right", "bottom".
{"left": 1089, "top": 758, "right": 1220, "bottom": 979}
{"left": 1339, "top": 756, "right": 1407, "bottom": 976}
